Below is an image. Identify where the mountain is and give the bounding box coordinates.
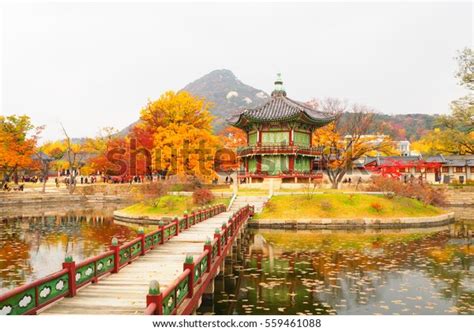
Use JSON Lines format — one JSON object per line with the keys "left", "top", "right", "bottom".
{"left": 371, "top": 113, "right": 439, "bottom": 141}
{"left": 119, "top": 69, "right": 438, "bottom": 141}
{"left": 181, "top": 69, "right": 269, "bottom": 132}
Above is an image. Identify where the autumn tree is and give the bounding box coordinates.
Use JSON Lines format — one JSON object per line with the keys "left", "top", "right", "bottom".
{"left": 60, "top": 124, "right": 88, "bottom": 193}
{"left": 215, "top": 126, "right": 247, "bottom": 174}
{"left": 84, "top": 127, "right": 123, "bottom": 176}
{"left": 0, "top": 115, "right": 40, "bottom": 186}
{"left": 140, "top": 91, "right": 219, "bottom": 182}
{"left": 34, "top": 146, "right": 63, "bottom": 193}
{"left": 412, "top": 48, "right": 474, "bottom": 155}
{"left": 312, "top": 98, "right": 395, "bottom": 189}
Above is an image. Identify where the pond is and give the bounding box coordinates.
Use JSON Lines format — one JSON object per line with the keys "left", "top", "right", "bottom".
{"left": 0, "top": 204, "right": 141, "bottom": 294}
{"left": 200, "top": 223, "right": 474, "bottom": 315}
{"left": 1, "top": 203, "right": 473, "bottom": 315}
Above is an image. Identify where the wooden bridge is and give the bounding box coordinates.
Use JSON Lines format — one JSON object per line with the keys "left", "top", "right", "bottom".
{"left": 0, "top": 203, "right": 254, "bottom": 315}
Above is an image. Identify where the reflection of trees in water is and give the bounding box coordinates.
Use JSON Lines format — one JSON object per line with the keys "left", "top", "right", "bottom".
{"left": 0, "top": 210, "right": 136, "bottom": 292}
{"left": 239, "top": 229, "right": 473, "bottom": 314}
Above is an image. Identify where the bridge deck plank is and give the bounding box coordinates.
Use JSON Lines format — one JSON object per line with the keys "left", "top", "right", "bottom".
{"left": 40, "top": 211, "right": 233, "bottom": 315}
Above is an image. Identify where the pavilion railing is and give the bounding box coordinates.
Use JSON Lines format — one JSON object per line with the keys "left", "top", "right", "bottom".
{"left": 0, "top": 203, "right": 226, "bottom": 316}
{"left": 144, "top": 204, "right": 254, "bottom": 315}
{"left": 237, "top": 170, "right": 324, "bottom": 179}
{"left": 237, "top": 145, "right": 323, "bottom": 157}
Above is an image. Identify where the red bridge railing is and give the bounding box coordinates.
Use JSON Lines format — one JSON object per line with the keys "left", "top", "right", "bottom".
{"left": 0, "top": 203, "right": 226, "bottom": 316}
{"left": 144, "top": 204, "right": 254, "bottom": 315}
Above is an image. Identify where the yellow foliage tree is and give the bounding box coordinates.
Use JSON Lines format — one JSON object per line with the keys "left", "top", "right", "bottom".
{"left": 140, "top": 91, "right": 219, "bottom": 182}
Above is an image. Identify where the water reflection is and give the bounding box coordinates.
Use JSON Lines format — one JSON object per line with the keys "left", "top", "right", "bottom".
{"left": 0, "top": 206, "right": 138, "bottom": 294}
{"left": 205, "top": 223, "right": 474, "bottom": 315}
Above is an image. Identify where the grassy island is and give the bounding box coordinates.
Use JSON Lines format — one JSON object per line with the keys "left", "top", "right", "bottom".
{"left": 254, "top": 193, "right": 445, "bottom": 220}
{"left": 118, "top": 195, "right": 229, "bottom": 218}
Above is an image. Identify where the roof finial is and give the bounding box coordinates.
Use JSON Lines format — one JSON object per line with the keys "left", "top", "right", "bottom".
{"left": 272, "top": 73, "right": 286, "bottom": 97}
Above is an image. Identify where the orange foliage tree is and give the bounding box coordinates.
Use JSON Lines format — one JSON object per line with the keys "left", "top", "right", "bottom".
{"left": 0, "top": 115, "right": 40, "bottom": 185}
{"left": 215, "top": 126, "right": 247, "bottom": 174}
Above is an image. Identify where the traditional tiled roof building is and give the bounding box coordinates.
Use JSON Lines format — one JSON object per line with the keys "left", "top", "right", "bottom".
{"left": 228, "top": 74, "right": 335, "bottom": 183}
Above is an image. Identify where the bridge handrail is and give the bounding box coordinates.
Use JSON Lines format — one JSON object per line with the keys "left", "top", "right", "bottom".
{"left": 145, "top": 204, "right": 254, "bottom": 315}
{"left": 0, "top": 203, "right": 226, "bottom": 316}
{"left": 0, "top": 268, "right": 69, "bottom": 315}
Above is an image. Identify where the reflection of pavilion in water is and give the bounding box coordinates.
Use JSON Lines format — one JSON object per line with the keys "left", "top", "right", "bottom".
{"left": 240, "top": 228, "right": 473, "bottom": 314}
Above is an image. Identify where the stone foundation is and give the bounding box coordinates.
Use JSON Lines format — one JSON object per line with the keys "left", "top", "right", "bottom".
{"left": 249, "top": 212, "right": 456, "bottom": 229}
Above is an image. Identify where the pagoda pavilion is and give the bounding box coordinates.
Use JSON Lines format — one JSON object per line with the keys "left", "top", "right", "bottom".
{"left": 228, "top": 74, "right": 335, "bottom": 184}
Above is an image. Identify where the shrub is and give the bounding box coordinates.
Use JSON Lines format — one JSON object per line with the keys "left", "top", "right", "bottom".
{"left": 370, "top": 202, "right": 384, "bottom": 213}
{"left": 367, "top": 176, "right": 446, "bottom": 206}
{"left": 320, "top": 200, "right": 332, "bottom": 211}
{"left": 192, "top": 188, "right": 215, "bottom": 205}
{"left": 140, "top": 182, "right": 170, "bottom": 206}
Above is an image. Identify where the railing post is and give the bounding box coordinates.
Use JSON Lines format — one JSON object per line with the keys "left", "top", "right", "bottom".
{"left": 62, "top": 256, "right": 76, "bottom": 297}
{"left": 183, "top": 210, "right": 189, "bottom": 229}
{"left": 183, "top": 255, "right": 195, "bottom": 298}
{"left": 138, "top": 227, "right": 145, "bottom": 256}
{"left": 174, "top": 216, "right": 179, "bottom": 235}
{"left": 204, "top": 237, "right": 212, "bottom": 272}
{"left": 191, "top": 210, "right": 196, "bottom": 226}
{"left": 147, "top": 280, "right": 163, "bottom": 315}
{"left": 110, "top": 237, "right": 120, "bottom": 274}
{"left": 159, "top": 221, "right": 165, "bottom": 245}
{"left": 214, "top": 229, "right": 221, "bottom": 256}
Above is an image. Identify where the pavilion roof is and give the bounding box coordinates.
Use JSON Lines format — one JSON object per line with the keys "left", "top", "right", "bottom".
{"left": 228, "top": 74, "right": 335, "bottom": 129}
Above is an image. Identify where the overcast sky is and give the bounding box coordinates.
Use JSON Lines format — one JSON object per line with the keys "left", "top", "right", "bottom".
{"left": 1, "top": 2, "right": 472, "bottom": 141}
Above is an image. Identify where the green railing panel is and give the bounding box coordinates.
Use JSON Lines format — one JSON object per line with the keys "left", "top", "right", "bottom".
{"left": 96, "top": 255, "right": 114, "bottom": 276}
{"left": 164, "top": 227, "right": 171, "bottom": 240}
{"left": 176, "top": 277, "right": 188, "bottom": 305}
{"left": 119, "top": 247, "right": 131, "bottom": 265}
{"left": 193, "top": 266, "right": 200, "bottom": 283}
{"left": 144, "top": 235, "right": 153, "bottom": 250}
{"left": 37, "top": 274, "right": 69, "bottom": 305}
{"left": 162, "top": 291, "right": 176, "bottom": 315}
{"left": 0, "top": 287, "right": 35, "bottom": 315}
{"left": 152, "top": 232, "right": 161, "bottom": 245}
{"left": 75, "top": 262, "right": 95, "bottom": 285}
{"left": 200, "top": 256, "right": 208, "bottom": 275}
{"left": 170, "top": 224, "right": 177, "bottom": 237}
{"left": 131, "top": 242, "right": 141, "bottom": 258}
{"left": 179, "top": 218, "right": 186, "bottom": 230}
{"left": 212, "top": 243, "right": 218, "bottom": 261}
{"left": 189, "top": 215, "right": 195, "bottom": 225}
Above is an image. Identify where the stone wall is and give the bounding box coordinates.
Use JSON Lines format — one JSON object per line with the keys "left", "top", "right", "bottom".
{"left": 444, "top": 188, "right": 474, "bottom": 206}
{"left": 249, "top": 212, "right": 455, "bottom": 230}
{"left": 0, "top": 192, "right": 126, "bottom": 207}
